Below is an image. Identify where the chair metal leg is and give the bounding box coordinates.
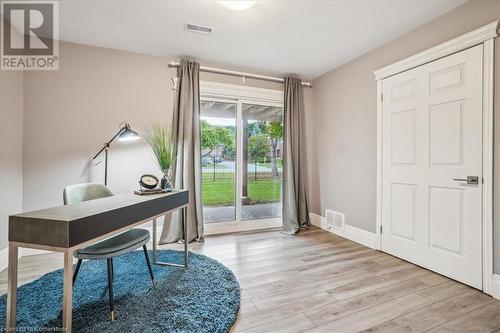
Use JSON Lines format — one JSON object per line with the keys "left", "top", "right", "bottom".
{"left": 107, "top": 258, "right": 115, "bottom": 321}
{"left": 72, "top": 259, "right": 82, "bottom": 285}
{"left": 110, "top": 258, "right": 114, "bottom": 282}
{"left": 143, "top": 245, "right": 156, "bottom": 288}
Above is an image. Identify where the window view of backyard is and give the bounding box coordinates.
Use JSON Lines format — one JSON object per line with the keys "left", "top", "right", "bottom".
{"left": 241, "top": 103, "right": 283, "bottom": 221}
{"left": 201, "top": 100, "right": 283, "bottom": 224}
{"left": 201, "top": 101, "right": 237, "bottom": 223}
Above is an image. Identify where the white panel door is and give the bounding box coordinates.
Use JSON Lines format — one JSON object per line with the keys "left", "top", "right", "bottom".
{"left": 381, "top": 45, "right": 483, "bottom": 289}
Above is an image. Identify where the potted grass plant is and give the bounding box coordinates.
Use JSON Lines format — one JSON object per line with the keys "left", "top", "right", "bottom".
{"left": 144, "top": 124, "right": 175, "bottom": 191}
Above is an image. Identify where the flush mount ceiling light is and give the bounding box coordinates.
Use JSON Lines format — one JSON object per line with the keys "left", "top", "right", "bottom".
{"left": 220, "top": 1, "right": 256, "bottom": 11}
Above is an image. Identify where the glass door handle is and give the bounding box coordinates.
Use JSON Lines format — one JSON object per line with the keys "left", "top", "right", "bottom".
{"left": 453, "top": 176, "right": 479, "bottom": 185}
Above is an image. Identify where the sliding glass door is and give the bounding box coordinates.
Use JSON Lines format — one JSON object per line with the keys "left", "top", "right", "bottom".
{"left": 200, "top": 100, "right": 237, "bottom": 223}
{"left": 241, "top": 103, "right": 283, "bottom": 220}
{"left": 200, "top": 95, "right": 283, "bottom": 229}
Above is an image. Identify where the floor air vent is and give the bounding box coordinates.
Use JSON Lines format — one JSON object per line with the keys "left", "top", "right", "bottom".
{"left": 325, "top": 209, "right": 345, "bottom": 230}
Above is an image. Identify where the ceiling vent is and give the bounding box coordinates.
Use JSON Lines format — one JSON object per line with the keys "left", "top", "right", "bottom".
{"left": 185, "top": 23, "right": 213, "bottom": 35}
{"left": 325, "top": 209, "right": 345, "bottom": 230}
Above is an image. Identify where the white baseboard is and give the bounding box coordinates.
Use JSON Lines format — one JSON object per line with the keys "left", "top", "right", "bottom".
{"left": 492, "top": 274, "right": 500, "bottom": 300}
{"left": 0, "top": 247, "right": 8, "bottom": 272}
{"left": 0, "top": 246, "right": 51, "bottom": 273}
{"left": 0, "top": 246, "right": 27, "bottom": 273}
{"left": 309, "top": 213, "right": 377, "bottom": 249}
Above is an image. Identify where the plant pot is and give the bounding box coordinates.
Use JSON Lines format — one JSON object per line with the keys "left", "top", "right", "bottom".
{"left": 161, "top": 173, "right": 173, "bottom": 192}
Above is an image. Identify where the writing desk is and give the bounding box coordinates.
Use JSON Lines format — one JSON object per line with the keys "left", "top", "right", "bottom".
{"left": 6, "top": 190, "right": 189, "bottom": 332}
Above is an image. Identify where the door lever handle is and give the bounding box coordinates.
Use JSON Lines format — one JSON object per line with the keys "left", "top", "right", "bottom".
{"left": 453, "top": 176, "right": 479, "bottom": 185}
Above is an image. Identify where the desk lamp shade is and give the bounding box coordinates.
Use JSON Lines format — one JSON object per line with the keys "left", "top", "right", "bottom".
{"left": 118, "top": 124, "right": 140, "bottom": 142}
{"left": 92, "top": 122, "right": 140, "bottom": 185}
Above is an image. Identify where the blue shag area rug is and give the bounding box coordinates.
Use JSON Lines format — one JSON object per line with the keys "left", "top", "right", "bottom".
{"left": 0, "top": 250, "right": 240, "bottom": 333}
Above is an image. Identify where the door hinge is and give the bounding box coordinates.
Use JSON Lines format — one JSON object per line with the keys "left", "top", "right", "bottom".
{"left": 380, "top": 93, "right": 383, "bottom": 102}
{"left": 380, "top": 225, "right": 383, "bottom": 234}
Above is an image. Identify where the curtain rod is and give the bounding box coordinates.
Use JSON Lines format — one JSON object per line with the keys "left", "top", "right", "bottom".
{"left": 168, "top": 61, "right": 312, "bottom": 88}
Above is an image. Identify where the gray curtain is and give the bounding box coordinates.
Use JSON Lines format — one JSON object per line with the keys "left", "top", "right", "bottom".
{"left": 160, "top": 60, "right": 203, "bottom": 244}
{"left": 282, "top": 77, "right": 310, "bottom": 234}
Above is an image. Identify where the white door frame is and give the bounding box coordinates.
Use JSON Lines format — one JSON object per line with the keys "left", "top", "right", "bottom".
{"left": 374, "top": 21, "right": 498, "bottom": 295}
{"left": 199, "top": 81, "right": 284, "bottom": 235}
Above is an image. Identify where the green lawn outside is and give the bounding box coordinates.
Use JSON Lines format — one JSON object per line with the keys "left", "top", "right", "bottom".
{"left": 247, "top": 179, "right": 282, "bottom": 204}
{"left": 254, "top": 158, "right": 283, "bottom": 169}
{"left": 202, "top": 181, "right": 236, "bottom": 206}
{"left": 202, "top": 179, "right": 281, "bottom": 206}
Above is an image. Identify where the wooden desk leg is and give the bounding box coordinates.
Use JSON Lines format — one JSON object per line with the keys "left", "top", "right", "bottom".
{"left": 183, "top": 206, "right": 188, "bottom": 268}
{"left": 62, "top": 249, "right": 74, "bottom": 332}
{"left": 6, "top": 243, "right": 18, "bottom": 329}
{"left": 153, "top": 208, "right": 189, "bottom": 268}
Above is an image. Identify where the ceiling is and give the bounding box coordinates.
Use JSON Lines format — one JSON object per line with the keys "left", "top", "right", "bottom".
{"left": 26, "top": 0, "right": 468, "bottom": 78}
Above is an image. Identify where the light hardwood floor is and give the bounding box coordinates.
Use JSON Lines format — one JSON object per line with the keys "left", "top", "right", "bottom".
{"left": 1, "top": 226, "right": 500, "bottom": 332}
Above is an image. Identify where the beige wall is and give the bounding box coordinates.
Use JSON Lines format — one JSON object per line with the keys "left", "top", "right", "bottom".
{"left": 23, "top": 42, "right": 175, "bottom": 212}
{"left": 309, "top": 0, "right": 500, "bottom": 271}
{"left": 22, "top": 41, "right": 286, "bottom": 216}
{"left": 0, "top": 70, "right": 23, "bottom": 254}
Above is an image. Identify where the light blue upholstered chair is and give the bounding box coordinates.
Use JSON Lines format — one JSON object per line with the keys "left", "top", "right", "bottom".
{"left": 63, "top": 183, "right": 155, "bottom": 321}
